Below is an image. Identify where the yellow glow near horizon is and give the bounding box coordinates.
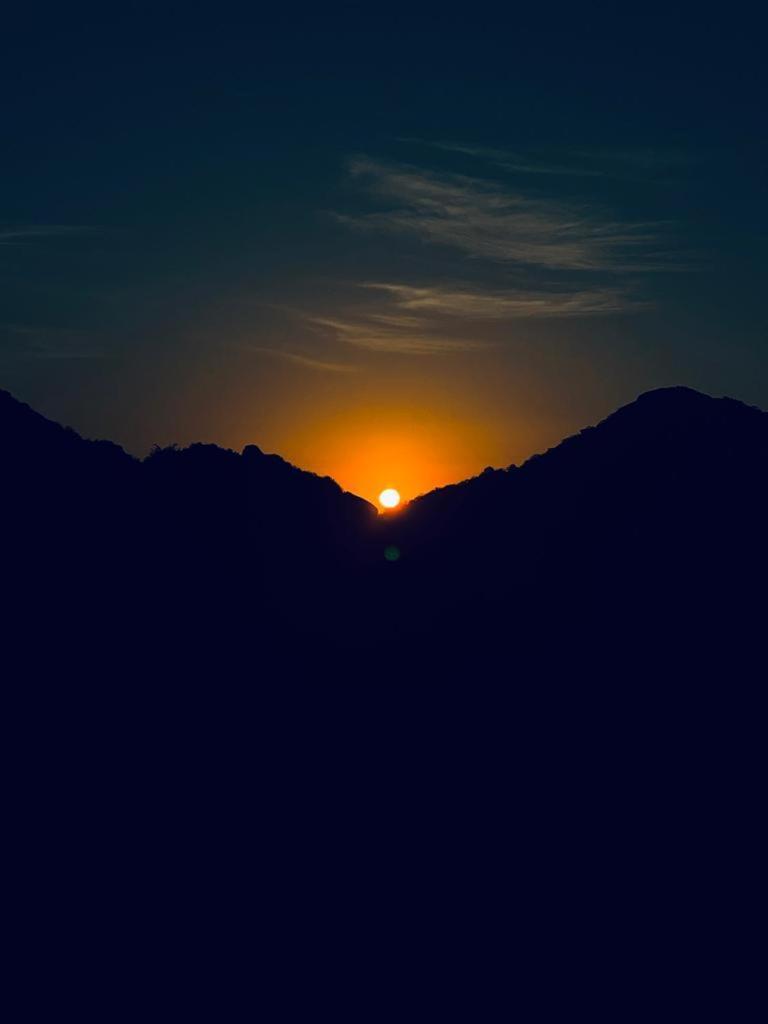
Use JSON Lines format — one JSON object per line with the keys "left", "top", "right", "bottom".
{"left": 378, "top": 488, "right": 401, "bottom": 509}
{"left": 251, "top": 409, "right": 517, "bottom": 507}
{"left": 214, "top": 372, "right": 551, "bottom": 505}
{"left": 177, "top": 310, "right": 598, "bottom": 508}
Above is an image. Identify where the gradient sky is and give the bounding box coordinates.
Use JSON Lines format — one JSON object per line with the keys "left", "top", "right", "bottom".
{"left": 2, "top": 6, "right": 766, "bottom": 502}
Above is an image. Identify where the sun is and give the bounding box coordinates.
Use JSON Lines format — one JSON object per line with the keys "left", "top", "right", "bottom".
{"left": 379, "top": 488, "right": 401, "bottom": 510}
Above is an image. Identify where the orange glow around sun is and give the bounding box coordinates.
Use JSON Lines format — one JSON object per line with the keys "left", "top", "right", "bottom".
{"left": 273, "top": 410, "right": 505, "bottom": 507}
{"left": 228, "top": 396, "right": 528, "bottom": 508}
{"left": 313, "top": 424, "right": 469, "bottom": 506}
{"left": 186, "top": 320, "right": 575, "bottom": 509}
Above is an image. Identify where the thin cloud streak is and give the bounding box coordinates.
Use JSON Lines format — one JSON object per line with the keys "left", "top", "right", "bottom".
{"left": 410, "top": 140, "right": 693, "bottom": 180}
{"left": 343, "top": 158, "right": 671, "bottom": 271}
{"left": 308, "top": 316, "right": 483, "bottom": 355}
{"left": 418, "top": 141, "right": 607, "bottom": 177}
{"left": 363, "top": 282, "right": 650, "bottom": 318}
{"left": 0, "top": 225, "right": 94, "bottom": 244}
{"left": 246, "top": 344, "right": 358, "bottom": 373}
{"left": 303, "top": 278, "right": 643, "bottom": 359}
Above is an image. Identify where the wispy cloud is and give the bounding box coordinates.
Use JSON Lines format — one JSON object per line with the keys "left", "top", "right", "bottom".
{"left": 410, "top": 141, "right": 607, "bottom": 178}
{"left": 406, "top": 140, "right": 693, "bottom": 180}
{"left": 307, "top": 316, "right": 482, "bottom": 355}
{"left": 0, "top": 225, "right": 93, "bottom": 245}
{"left": 246, "top": 344, "right": 358, "bottom": 373}
{"left": 303, "top": 278, "right": 642, "bottom": 357}
{"left": 308, "top": 150, "right": 677, "bottom": 356}
{"left": 363, "top": 282, "right": 649, "bottom": 318}
{"left": 342, "top": 158, "right": 670, "bottom": 271}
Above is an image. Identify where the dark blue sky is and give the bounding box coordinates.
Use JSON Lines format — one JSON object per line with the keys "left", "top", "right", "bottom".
{"left": 2, "top": 5, "right": 766, "bottom": 499}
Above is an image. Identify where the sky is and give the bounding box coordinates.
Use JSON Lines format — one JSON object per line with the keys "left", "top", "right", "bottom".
{"left": 2, "top": 5, "right": 766, "bottom": 503}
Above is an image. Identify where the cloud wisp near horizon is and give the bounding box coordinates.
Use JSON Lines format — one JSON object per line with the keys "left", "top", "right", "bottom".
{"left": 244, "top": 344, "right": 359, "bottom": 373}
{"left": 292, "top": 150, "right": 673, "bottom": 359}
{"left": 361, "top": 282, "right": 649, "bottom": 319}
{"left": 306, "top": 313, "right": 482, "bottom": 356}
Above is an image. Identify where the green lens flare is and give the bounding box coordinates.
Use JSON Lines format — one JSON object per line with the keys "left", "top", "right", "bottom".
{"left": 384, "top": 545, "right": 400, "bottom": 562}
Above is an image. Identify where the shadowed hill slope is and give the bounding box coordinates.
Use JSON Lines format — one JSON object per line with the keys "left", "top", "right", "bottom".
{"left": 1, "top": 388, "right": 376, "bottom": 551}
{"left": 2, "top": 388, "right": 378, "bottom": 665}
{"left": 380, "top": 386, "right": 768, "bottom": 668}
{"left": 394, "top": 386, "right": 768, "bottom": 569}
{"left": 401, "top": 386, "right": 768, "bottom": 535}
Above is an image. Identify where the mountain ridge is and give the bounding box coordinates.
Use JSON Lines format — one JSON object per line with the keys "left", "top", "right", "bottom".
{"left": 4, "top": 383, "right": 765, "bottom": 510}
{"left": 3, "top": 382, "right": 766, "bottom": 675}
{"left": 0, "top": 387, "right": 377, "bottom": 516}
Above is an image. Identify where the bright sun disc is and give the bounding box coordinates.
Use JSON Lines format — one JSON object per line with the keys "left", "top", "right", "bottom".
{"left": 379, "top": 488, "right": 401, "bottom": 509}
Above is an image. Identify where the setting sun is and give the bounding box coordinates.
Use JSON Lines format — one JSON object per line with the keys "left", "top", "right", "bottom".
{"left": 379, "top": 488, "right": 401, "bottom": 509}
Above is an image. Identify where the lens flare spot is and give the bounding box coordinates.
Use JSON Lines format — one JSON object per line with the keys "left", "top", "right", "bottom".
{"left": 384, "top": 545, "right": 401, "bottom": 562}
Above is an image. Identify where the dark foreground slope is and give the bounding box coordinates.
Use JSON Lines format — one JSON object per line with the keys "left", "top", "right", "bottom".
{"left": 4, "top": 385, "right": 765, "bottom": 1016}
{"left": 3, "top": 385, "right": 767, "bottom": 677}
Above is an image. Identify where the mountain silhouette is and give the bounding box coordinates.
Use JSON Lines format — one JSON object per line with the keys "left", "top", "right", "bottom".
{"left": 395, "top": 385, "right": 768, "bottom": 579}
{"left": 5, "top": 382, "right": 765, "bottom": 973}
{"left": 3, "top": 385, "right": 766, "bottom": 678}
